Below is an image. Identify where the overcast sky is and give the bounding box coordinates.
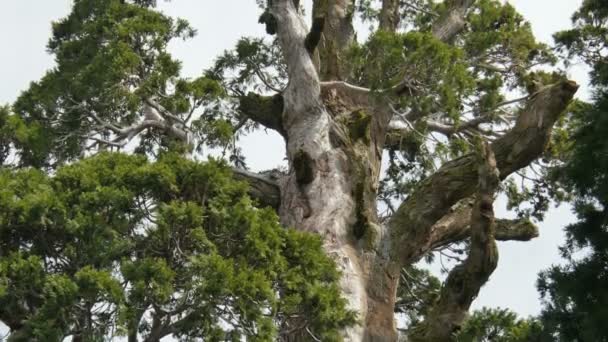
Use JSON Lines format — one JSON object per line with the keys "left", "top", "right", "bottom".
{"left": 0, "top": 0, "right": 589, "bottom": 324}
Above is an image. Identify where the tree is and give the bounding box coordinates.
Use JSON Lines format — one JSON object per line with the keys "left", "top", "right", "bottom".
{"left": 0, "top": 152, "right": 354, "bottom": 341}
{"left": 456, "top": 307, "right": 543, "bottom": 342}
{"left": 1, "top": 0, "right": 579, "bottom": 340}
{"left": 537, "top": 1, "right": 608, "bottom": 340}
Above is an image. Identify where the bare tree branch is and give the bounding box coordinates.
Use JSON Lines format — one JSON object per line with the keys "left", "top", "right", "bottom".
{"left": 427, "top": 198, "right": 538, "bottom": 251}
{"left": 85, "top": 103, "right": 189, "bottom": 149}
{"left": 387, "top": 80, "right": 578, "bottom": 266}
{"left": 232, "top": 168, "right": 282, "bottom": 209}
{"left": 409, "top": 140, "right": 500, "bottom": 341}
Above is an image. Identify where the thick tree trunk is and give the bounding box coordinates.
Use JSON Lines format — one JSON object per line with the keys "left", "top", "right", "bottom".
{"left": 266, "top": 1, "right": 579, "bottom": 341}
{"left": 271, "top": 1, "right": 375, "bottom": 340}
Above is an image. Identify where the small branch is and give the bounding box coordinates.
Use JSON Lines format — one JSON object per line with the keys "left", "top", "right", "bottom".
{"left": 144, "top": 98, "right": 188, "bottom": 127}
{"left": 85, "top": 135, "right": 128, "bottom": 148}
{"left": 232, "top": 168, "right": 282, "bottom": 209}
{"left": 427, "top": 198, "right": 539, "bottom": 251}
{"left": 384, "top": 93, "right": 532, "bottom": 148}
{"left": 254, "top": 68, "right": 284, "bottom": 93}
{"left": 238, "top": 92, "right": 285, "bottom": 136}
{"left": 403, "top": 1, "right": 439, "bottom": 18}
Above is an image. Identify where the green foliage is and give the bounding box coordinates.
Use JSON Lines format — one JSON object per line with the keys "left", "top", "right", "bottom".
{"left": 351, "top": 1, "right": 561, "bottom": 212}
{"left": 10, "top": 0, "right": 227, "bottom": 167}
{"left": 394, "top": 265, "right": 441, "bottom": 328}
{"left": 208, "top": 37, "right": 287, "bottom": 96}
{"left": 554, "top": 0, "right": 608, "bottom": 86}
{"left": 537, "top": 92, "right": 608, "bottom": 341}
{"left": 0, "top": 153, "right": 354, "bottom": 341}
{"left": 0, "top": 106, "right": 15, "bottom": 165}
{"left": 464, "top": 0, "right": 556, "bottom": 88}
{"left": 349, "top": 30, "right": 475, "bottom": 118}
{"left": 537, "top": 1, "right": 608, "bottom": 340}
{"left": 456, "top": 308, "right": 544, "bottom": 342}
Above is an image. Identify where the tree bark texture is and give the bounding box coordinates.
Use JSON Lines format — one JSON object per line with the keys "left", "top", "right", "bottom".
{"left": 409, "top": 141, "right": 500, "bottom": 341}
{"left": 257, "top": 1, "right": 579, "bottom": 340}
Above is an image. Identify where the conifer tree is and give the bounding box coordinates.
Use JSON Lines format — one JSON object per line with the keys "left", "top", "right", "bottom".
{"left": 0, "top": 0, "right": 583, "bottom": 340}
{"left": 537, "top": 1, "right": 608, "bottom": 340}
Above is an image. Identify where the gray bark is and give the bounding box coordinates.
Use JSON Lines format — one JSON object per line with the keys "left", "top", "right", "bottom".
{"left": 313, "top": 0, "right": 356, "bottom": 81}
{"left": 256, "top": 1, "right": 579, "bottom": 341}
{"left": 432, "top": 0, "right": 475, "bottom": 43}
{"left": 409, "top": 141, "right": 500, "bottom": 341}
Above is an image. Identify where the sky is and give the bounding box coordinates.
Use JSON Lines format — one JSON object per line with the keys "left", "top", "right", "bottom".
{"left": 0, "top": 0, "right": 590, "bottom": 329}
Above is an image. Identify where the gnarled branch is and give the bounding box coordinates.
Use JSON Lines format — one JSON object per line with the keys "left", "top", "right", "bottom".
{"left": 388, "top": 80, "right": 578, "bottom": 266}
{"left": 428, "top": 198, "right": 538, "bottom": 251}
{"left": 409, "top": 140, "right": 500, "bottom": 341}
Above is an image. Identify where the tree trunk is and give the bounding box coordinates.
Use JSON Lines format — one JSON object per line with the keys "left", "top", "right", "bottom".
{"left": 265, "top": 1, "right": 578, "bottom": 341}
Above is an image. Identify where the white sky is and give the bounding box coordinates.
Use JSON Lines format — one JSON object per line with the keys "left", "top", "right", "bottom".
{"left": 0, "top": 0, "right": 590, "bottom": 327}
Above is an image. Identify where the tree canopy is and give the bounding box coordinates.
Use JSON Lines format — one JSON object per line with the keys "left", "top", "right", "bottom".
{"left": 536, "top": 1, "right": 608, "bottom": 340}
{"left": 0, "top": 152, "right": 354, "bottom": 341}
{"left": 0, "top": 0, "right": 601, "bottom": 341}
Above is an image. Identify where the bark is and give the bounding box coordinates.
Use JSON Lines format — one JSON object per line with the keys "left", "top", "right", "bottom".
{"left": 266, "top": 1, "right": 578, "bottom": 340}
{"left": 409, "top": 141, "right": 500, "bottom": 341}
{"left": 428, "top": 198, "right": 539, "bottom": 251}
{"left": 388, "top": 80, "right": 578, "bottom": 268}
{"left": 270, "top": 2, "right": 399, "bottom": 340}
{"left": 271, "top": 1, "right": 368, "bottom": 339}
{"left": 432, "top": 0, "right": 475, "bottom": 43}
{"left": 313, "top": 0, "right": 356, "bottom": 81}
{"left": 379, "top": 0, "right": 400, "bottom": 32}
